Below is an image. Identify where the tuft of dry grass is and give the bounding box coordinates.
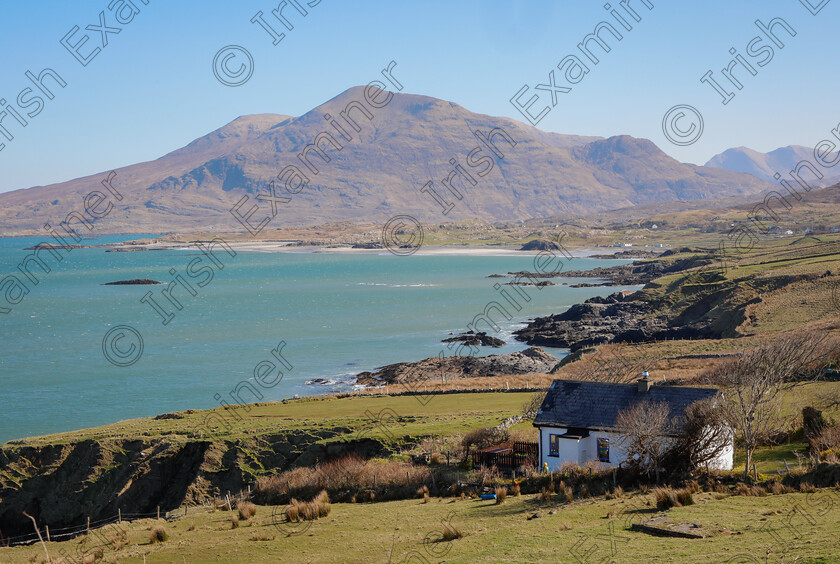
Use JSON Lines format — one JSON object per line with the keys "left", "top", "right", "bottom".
{"left": 231, "top": 515, "right": 240, "bottom": 529}
{"left": 285, "top": 490, "right": 331, "bottom": 522}
{"left": 187, "top": 521, "right": 196, "bottom": 531}
{"left": 511, "top": 483, "right": 521, "bottom": 496}
{"left": 495, "top": 486, "right": 506, "bottom": 504}
{"left": 676, "top": 488, "right": 694, "bottom": 506}
{"left": 441, "top": 523, "right": 463, "bottom": 541}
{"left": 237, "top": 501, "right": 257, "bottom": 520}
{"left": 800, "top": 481, "right": 817, "bottom": 493}
{"left": 540, "top": 487, "right": 551, "bottom": 502}
{"left": 559, "top": 522, "right": 572, "bottom": 531}
{"left": 251, "top": 531, "right": 274, "bottom": 541}
{"left": 149, "top": 525, "right": 168, "bottom": 543}
{"left": 654, "top": 487, "right": 680, "bottom": 510}
{"left": 564, "top": 486, "right": 574, "bottom": 503}
{"left": 736, "top": 483, "right": 768, "bottom": 497}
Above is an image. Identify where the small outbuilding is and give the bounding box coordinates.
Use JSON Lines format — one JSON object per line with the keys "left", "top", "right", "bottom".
{"left": 533, "top": 376, "right": 733, "bottom": 471}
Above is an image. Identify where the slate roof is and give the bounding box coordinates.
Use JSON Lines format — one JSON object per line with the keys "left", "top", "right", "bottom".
{"left": 533, "top": 379, "right": 720, "bottom": 433}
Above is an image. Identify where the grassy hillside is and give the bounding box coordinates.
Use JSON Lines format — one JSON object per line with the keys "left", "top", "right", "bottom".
{"left": 5, "top": 484, "right": 840, "bottom": 563}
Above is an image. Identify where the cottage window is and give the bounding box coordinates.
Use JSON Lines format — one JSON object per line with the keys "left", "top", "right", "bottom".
{"left": 549, "top": 434, "right": 560, "bottom": 457}
{"left": 597, "top": 438, "right": 610, "bottom": 462}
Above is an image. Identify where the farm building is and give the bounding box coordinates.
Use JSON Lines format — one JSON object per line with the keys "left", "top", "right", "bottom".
{"left": 533, "top": 376, "right": 734, "bottom": 471}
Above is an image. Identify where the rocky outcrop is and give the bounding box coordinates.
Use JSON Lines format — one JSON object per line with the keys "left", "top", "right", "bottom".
{"left": 442, "top": 331, "right": 505, "bottom": 348}
{"left": 514, "top": 264, "right": 809, "bottom": 351}
{"left": 354, "top": 347, "right": 559, "bottom": 386}
{"left": 520, "top": 239, "right": 563, "bottom": 251}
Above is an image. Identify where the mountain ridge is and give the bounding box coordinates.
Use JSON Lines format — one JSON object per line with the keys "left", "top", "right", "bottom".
{"left": 0, "top": 87, "right": 773, "bottom": 235}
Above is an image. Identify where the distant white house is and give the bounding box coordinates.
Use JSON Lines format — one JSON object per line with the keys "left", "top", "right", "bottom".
{"left": 532, "top": 377, "right": 733, "bottom": 471}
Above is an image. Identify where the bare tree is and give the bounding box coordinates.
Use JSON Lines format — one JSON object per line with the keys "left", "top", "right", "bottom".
{"left": 668, "top": 398, "right": 734, "bottom": 472}
{"left": 705, "top": 332, "right": 831, "bottom": 481}
{"left": 615, "top": 400, "right": 673, "bottom": 481}
{"left": 522, "top": 391, "right": 546, "bottom": 418}
{"left": 579, "top": 344, "right": 659, "bottom": 384}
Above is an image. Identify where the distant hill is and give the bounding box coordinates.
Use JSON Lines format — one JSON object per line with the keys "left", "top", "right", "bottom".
{"left": 705, "top": 145, "right": 839, "bottom": 184}
{"left": 0, "top": 87, "right": 773, "bottom": 235}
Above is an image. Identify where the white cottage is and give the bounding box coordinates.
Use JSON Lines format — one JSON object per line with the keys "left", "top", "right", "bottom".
{"left": 533, "top": 377, "right": 733, "bottom": 471}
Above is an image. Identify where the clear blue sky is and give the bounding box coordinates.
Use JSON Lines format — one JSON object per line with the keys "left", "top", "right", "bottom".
{"left": 0, "top": 0, "right": 836, "bottom": 193}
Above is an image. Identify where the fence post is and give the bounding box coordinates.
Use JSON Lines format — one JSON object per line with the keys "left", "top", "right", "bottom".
{"left": 118, "top": 508, "right": 121, "bottom": 524}
{"left": 406, "top": 471, "right": 410, "bottom": 486}
{"left": 185, "top": 505, "right": 188, "bottom": 516}
{"left": 373, "top": 474, "right": 376, "bottom": 488}
{"left": 752, "top": 464, "right": 758, "bottom": 482}
{"left": 87, "top": 516, "right": 90, "bottom": 534}
{"left": 45, "top": 526, "right": 50, "bottom": 542}
{"left": 157, "top": 506, "right": 160, "bottom": 520}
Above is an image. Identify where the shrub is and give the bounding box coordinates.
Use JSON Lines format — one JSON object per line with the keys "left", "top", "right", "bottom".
{"left": 654, "top": 487, "right": 680, "bottom": 511}
{"left": 237, "top": 501, "right": 257, "bottom": 520}
{"left": 441, "top": 523, "right": 463, "bottom": 541}
{"left": 495, "top": 486, "right": 506, "bottom": 504}
{"left": 149, "top": 525, "right": 168, "bottom": 543}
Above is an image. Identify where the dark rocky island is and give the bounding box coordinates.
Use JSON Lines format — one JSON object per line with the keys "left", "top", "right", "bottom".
{"left": 442, "top": 331, "right": 505, "bottom": 348}
{"left": 102, "top": 279, "right": 164, "bottom": 285}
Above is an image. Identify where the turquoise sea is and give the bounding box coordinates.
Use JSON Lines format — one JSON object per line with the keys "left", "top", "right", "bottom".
{"left": 0, "top": 236, "right": 637, "bottom": 443}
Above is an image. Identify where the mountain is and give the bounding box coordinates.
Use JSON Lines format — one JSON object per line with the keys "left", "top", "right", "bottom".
{"left": 705, "top": 145, "right": 839, "bottom": 184}
{"left": 0, "top": 87, "right": 773, "bottom": 235}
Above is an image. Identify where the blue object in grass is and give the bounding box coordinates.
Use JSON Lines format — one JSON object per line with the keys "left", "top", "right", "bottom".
{"left": 480, "top": 494, "right": 497, "bottom": 500}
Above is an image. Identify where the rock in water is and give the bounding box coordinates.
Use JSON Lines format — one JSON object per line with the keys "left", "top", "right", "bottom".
{"left": 442, "top": 331, "right": 505, "bottom": 348}
{"left": 102, "top": 279, "right": 163, "bottom": 285}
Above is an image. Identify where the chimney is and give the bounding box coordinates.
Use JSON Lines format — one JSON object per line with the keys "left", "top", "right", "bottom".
{"left": 637, "top": 372, "right": 652, "bottom": 393}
